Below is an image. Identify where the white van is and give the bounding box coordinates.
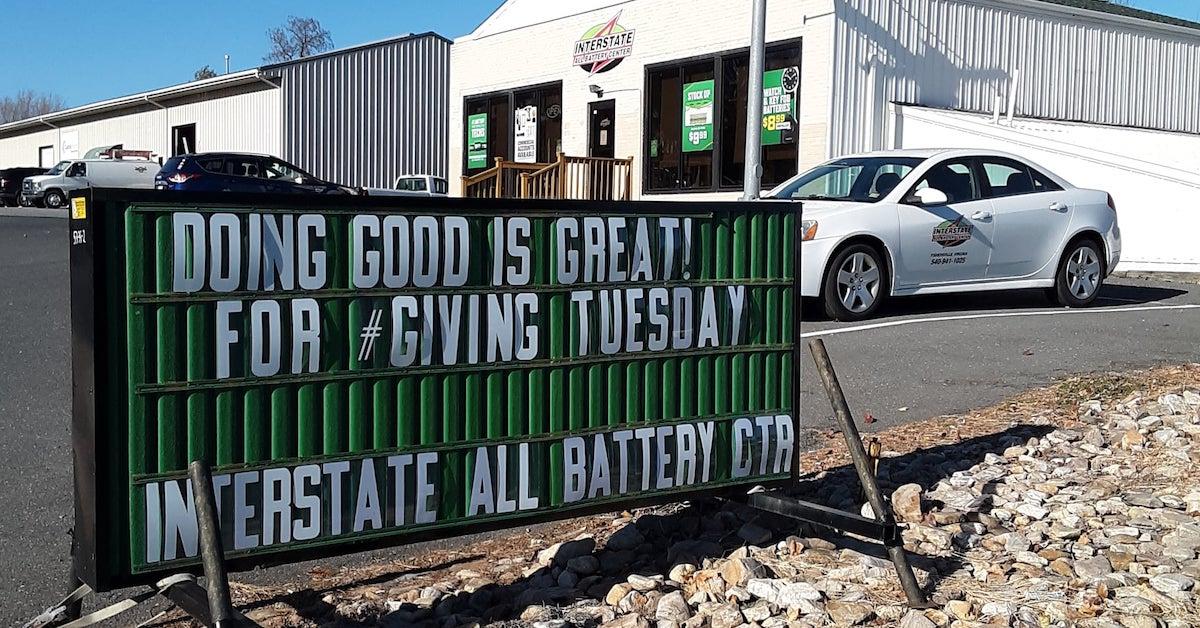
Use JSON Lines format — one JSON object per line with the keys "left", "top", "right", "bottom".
{"left": 22, "top": 158, "right": 158, "bottom": 208}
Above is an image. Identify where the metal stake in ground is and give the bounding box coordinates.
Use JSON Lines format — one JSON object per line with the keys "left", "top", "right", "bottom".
{"left": 807, "top": 338, "right": 929, "bottom": 608}
{"left": 188, "top": 460, "right": 237, "bottom": 627}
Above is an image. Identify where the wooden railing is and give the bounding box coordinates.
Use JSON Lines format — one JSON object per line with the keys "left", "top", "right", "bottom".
{"left": 461, "top": 157, "right": 545, "bottom": 198}
{"left": 462, "top": 153, "right": 634, "bottom": 200}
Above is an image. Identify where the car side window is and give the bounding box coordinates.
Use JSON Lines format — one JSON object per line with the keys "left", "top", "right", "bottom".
{"left": 197, "top": 157, "right": 224, "bottom": 173}
{"left": 868, "top": 164, "right": 913, "bottom": 199}
{"left": 264, "top": 159, "right": 304, "bottom": 183}
{"left": 980, "top": 159, "right": 1035, "bottom": 198}
{"left": 910, "top": 160, "right": 979, "bottom": 203}
{"left": 1029, "top": 167, "right": 1064, "bottom": 192}
{"left": 433, "top": 178, "right": 448, "bottom": 194}
{"left": 226, "top": 157, "right": 261, "bottom": 178}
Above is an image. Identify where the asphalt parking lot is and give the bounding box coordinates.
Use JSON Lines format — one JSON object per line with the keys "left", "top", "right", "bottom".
{"left": 1, "top": 210, "right": 1197, "bottom": 623}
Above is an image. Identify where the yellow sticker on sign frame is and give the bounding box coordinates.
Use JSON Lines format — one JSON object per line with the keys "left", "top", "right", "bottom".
{"left": 71, "top": 197, "right": 87, "bottom": 219}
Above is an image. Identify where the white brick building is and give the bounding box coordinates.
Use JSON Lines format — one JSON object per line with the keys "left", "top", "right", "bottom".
{"left": 451, "top": 0, "right": 1200, "bottom": 269}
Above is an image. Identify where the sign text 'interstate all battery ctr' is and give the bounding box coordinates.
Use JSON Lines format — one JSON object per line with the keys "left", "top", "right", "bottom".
{"left": 141, "top": 415, "right": 795, "bottom": 563}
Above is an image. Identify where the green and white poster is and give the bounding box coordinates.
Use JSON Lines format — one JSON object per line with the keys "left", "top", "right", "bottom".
{"left": 682, "top": 79, "right": 715, "bottom": 152}
{"left": 762, "top": 66, "right": 799, "bottom": 146}
{"left": 467, "top": 113, "right": 488, "bottom": 169}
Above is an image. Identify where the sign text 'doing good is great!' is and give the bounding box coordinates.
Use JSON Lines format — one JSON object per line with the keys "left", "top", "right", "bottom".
{"left": 69, "top": 194, "right": 798, "bottom": 588}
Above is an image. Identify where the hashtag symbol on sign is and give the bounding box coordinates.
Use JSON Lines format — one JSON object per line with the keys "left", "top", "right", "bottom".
{"left": 358, "top": 308, "right": 384, "bottom": 362}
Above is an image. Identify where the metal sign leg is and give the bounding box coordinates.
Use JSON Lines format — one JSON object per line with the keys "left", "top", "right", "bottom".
{"left": 808, "top": 338, "right": 928, "bottom": 608}
{"left": 188, "top": 460, "right": 238, "bottom": 627}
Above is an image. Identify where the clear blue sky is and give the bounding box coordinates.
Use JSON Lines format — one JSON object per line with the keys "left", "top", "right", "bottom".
{"left": 1, "top": 0, "right": 1196, "bottom": 108}
{"left": 0, "top": 0, "right": 499, "bottom": 107}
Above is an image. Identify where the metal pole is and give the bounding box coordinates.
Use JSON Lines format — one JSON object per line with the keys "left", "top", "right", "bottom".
{"left": 741, "top": 0, "right": 767, "bottom": 200}
{"left": 224, "top": 54, "right": 230, "bottom": 75}
{"left": 64, "top": 528, "right": 83, "bottom": 620}
{"left": 188, "top": 460, "right": 236, "bottom": 627}
{"left": 807, "top": 339, "right": 928, "bottom": 608}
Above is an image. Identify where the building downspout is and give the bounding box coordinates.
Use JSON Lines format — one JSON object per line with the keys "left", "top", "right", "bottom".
{"left": 254, "top": 70, "right": 283, "bottom": 158}
{"left": 144, "top": 95, "right": 168, "bottom": 157}
{"left": 36, "top": 117, "right": 60, "bottom": 164}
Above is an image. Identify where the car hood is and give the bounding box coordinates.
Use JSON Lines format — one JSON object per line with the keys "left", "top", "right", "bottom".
{"left": 24, "top": 174, "right": 56, "bottom": 184}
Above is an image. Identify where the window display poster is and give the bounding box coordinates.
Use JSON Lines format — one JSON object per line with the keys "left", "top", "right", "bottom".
{"left": 467, "top": 113, "right": 489, "bottom": 169}
{"left": 514, "top": 105, "right": 538, "bottom": 163}
{"left": 682, "top": 79, "right": 715, "bottom": 152}
{"left": 762, "top": 66, "right": 799, "bottom": 146}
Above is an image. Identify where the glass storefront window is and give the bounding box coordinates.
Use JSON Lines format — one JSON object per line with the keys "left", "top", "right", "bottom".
{"left": 644, "top": 41, "right": 801, "bottom": 193}
{"left": 464, "top": 82, "right": 562, "bottom": 173}
{"left": 647, "top": 67, "right": 681, "bottom": 189}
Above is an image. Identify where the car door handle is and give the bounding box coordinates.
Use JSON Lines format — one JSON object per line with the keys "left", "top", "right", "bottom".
{"left": 971, "top": 210, "right": 993, "bottom": 221}
{"left": 1049, "top": 202, "right": 1068, "bottom": 212}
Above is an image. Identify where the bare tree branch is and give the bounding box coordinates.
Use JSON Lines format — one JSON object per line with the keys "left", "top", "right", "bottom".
{"left": 263, "top": 16, "right": 333, "bottom": 63}
{"left": 194, "top": 65, "right": 218, "bottom": 81}
{"left": 0, "top": 90, "right": 66, "bottom": 124}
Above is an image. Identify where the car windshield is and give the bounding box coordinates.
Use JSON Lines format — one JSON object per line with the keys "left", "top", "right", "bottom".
{"left": 45, "top": 160, "right": 71, "bottom": 176}
{"left": 768, "top": 157, "right": 926, "bottom": 202}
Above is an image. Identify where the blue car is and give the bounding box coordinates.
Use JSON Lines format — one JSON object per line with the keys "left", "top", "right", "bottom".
{"left": 155, "top": 152, "right": 353, "bottom": 195}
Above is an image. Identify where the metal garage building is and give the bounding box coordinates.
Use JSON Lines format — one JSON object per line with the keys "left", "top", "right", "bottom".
{"left": 0, "top": 32, "right": 449, "bottom": 188}
{"left": 450, "top": 0, "right": 1200, "bottom": 270}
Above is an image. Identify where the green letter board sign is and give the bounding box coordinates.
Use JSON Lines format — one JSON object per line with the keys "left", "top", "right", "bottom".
{"left": 467, "top": 113, "right": 489, "bottom": 169}
{"left": 69, "top": 190, "right": 799, "bottom": 589}
{"left": 762, "top": 67, "right": 799, "bottom": 146}
{"left": 682, "top": 80, "right": 715, "bottom": 152}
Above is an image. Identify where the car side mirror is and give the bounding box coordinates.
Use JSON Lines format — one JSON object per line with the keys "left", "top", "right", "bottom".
{"left": 907, "top": 187, "right": 949, "bottom": 206}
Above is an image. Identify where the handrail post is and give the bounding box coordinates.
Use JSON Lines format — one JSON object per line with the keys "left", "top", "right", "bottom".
{"left": 460, "top": 175, "right": 469, "bottom": 197}
{"left": 494, "top": 156, "right": 504, "bottom": 198}
{"left": 519, "top": 172, "right": 531, "bottom": 199}
{"left": 625, "top": 156, "right": 634, "bottom": 200}
{"left": 556, "top": 151, "right": 567, "bottom": 199}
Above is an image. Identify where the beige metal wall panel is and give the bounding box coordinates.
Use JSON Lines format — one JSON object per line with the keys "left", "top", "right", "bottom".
{"left": 831, "top": 0, "right": 1200, "bottom": 156}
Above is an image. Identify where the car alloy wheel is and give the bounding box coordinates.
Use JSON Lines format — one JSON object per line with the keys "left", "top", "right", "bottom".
{"left": 1066, "top": 245, "right": 1101, "bottom": 300}
{"left": 835, "top": 251, "right": 881, "bottom": 314}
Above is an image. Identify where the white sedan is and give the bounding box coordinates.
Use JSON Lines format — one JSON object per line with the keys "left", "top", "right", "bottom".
{"left": 767, "top": 149, "right": 1121, "bottom": 321}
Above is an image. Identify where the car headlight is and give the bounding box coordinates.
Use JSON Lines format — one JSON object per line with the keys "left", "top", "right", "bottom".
{"left": 801, "top": 220, "right": 818, "bottom": 241}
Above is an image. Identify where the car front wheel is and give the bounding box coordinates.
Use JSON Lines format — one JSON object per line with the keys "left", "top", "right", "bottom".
{"left": 44, "top": 189, "right": 65, "bottom": 209}
{"left": 822, "top": 244, "right": 887, "bottom": 321}
{"left": 1053, "top": 240, "right": 1104, "bottom": 307}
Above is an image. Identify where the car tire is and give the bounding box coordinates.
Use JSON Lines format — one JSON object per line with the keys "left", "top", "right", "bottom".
{"left": 44, "top": 189, "right": 65, "bottom": 209}
{"left": 1052, "top": 239, "right": 1104, "bottom": 307}
{"left": 822, "top": 243, "right": 888, "bottom": 321}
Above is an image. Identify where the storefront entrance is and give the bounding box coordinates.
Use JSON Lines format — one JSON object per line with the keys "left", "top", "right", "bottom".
{"left": 588, "top": 99, "right": 615, "bottom": 158}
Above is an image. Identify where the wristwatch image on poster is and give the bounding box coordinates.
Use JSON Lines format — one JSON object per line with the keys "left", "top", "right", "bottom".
{"left": 762, "top": 66, "right": 799, "bottom": 146}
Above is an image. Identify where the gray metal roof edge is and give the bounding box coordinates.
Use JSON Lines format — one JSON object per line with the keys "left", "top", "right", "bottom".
{"left": 0, "top": 70, "right": 266, "bottom": 136}
{"left": 258, "top": 31, "right": 452, "bottom": 71}
{"left": 1031, "top": 0, "right": 1200, "bottom": 33}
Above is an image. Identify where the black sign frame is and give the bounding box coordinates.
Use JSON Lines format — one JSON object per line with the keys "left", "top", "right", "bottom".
{"left": 69, "top": 188, "right": 803, "bottom": 591}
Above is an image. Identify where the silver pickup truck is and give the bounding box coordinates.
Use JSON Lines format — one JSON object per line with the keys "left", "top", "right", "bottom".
{"left": 363, "top": 174, "right": 448, "bottom": 197}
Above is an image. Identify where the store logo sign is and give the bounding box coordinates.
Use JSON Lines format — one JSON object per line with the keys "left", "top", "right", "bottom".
{"left": 572, "top": 11, "right": 635, "bottom": 74}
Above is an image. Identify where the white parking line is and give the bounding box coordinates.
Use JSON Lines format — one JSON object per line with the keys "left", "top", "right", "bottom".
{"left": 800, "top": 304, "right": 1200, "bottom": 338}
